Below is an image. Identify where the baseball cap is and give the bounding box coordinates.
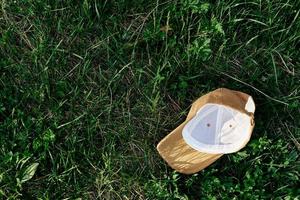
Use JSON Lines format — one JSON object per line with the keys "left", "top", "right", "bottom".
{"left": 157, "top": 88, "right": 255, "bottom": 174}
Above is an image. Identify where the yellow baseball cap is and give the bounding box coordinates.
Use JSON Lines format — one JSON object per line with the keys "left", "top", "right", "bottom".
{"left": 157, "top": 88, "right": 255, "bottom": 174}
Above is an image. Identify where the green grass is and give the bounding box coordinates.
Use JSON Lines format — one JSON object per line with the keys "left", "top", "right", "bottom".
{"left": 0, "top": 0, "right": 300, "bottom": 199}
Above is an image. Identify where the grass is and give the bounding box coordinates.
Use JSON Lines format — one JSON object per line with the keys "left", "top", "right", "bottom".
{"left": 0, "top": 0, "right": 299, "bottom": 199}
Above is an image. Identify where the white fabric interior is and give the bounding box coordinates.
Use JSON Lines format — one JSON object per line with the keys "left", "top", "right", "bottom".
{"left": 245, "top": 96, "right": 255, "bottom": 113}
{"left": 183, "top": 98, "right": 254, "bottom": 154}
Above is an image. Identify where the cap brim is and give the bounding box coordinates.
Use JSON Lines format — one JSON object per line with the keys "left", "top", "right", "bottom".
{"left": 157, "top": 121, "right": 222, "bottom": 174}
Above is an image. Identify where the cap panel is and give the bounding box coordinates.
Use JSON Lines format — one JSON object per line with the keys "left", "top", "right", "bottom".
{"left": 182, "top": 104, "right": 253, "bottom": 154}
